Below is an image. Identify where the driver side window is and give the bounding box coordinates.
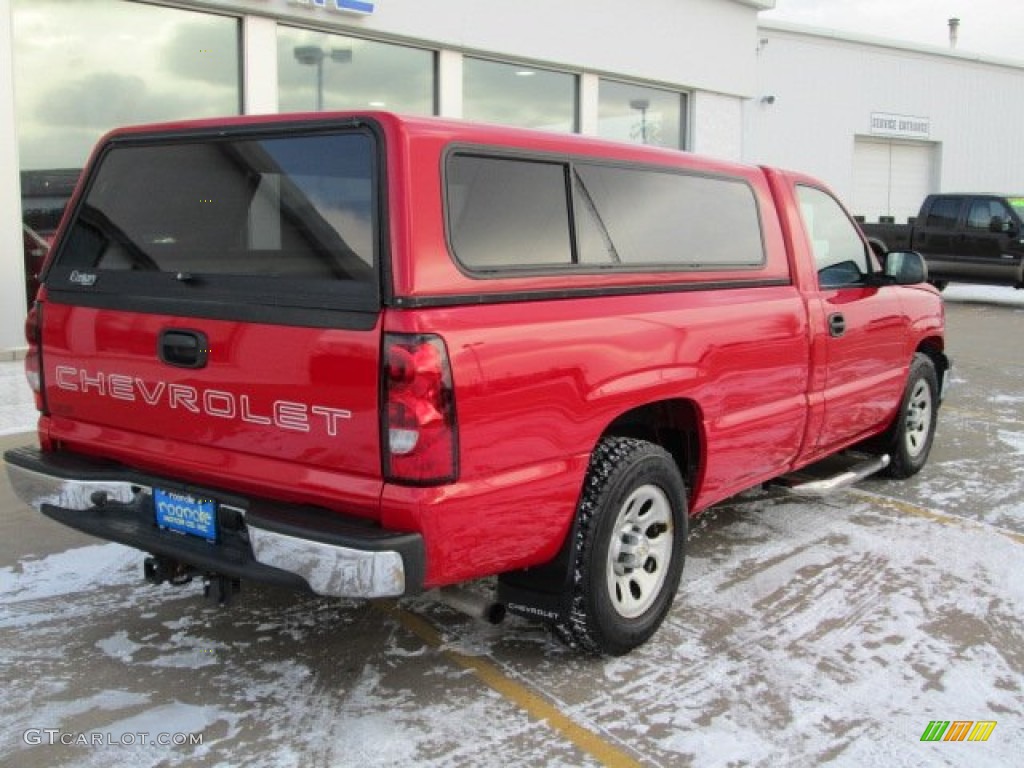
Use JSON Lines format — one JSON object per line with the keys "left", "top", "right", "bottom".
{"left": 797, "top": 185, "right": 870, "bottom": 289}
{"left": 967, "top": 198, "right": 1012, "bottom": 231}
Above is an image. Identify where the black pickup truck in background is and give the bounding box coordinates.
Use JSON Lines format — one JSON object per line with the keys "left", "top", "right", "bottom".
{"left": 860, "top": 194, "right": 1024, "bottom": 290}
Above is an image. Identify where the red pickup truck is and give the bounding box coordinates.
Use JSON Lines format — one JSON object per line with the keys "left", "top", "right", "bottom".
{"left": 5, "top": 113, "right": 948, "bottom": 655}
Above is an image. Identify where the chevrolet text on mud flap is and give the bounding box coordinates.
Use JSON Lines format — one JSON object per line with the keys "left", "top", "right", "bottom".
{"left": 5, "top": 112, "right": 948, "bottom": 655}
{"left": 53, "top": 366, "right": 352, "bottom": 435}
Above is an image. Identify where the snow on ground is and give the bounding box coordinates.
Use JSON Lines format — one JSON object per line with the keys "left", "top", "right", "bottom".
{"left": 942, "top": 284, "right": 1024, "bottom": 309}
{"left": 0, "top": 486, "right": 1020, "bottom": 766}
{"left": 0, "top": 359, "right": 35, "bottom": 437}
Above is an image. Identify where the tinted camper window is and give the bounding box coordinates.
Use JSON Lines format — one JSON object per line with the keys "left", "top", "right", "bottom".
{"left": 446, "top": 152, "right": 764, "bottom": 273}
{"left": 447, "top": 155, "right": 572, "bottom": 269}
{"left": 63, "top": 133, "right": 375, "bottom": 280}
{"left": 573, "top": 164, "right": 764, "bottom": 268}
{"left": 53, "top": 129, "right": 380, "bottom": 314}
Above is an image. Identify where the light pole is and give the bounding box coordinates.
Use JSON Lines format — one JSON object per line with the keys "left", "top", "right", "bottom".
{"left": 293, "top": 46, "right": 353, "bottom": 111}
{"left": 630, "top": 98, "right": 650, "bottom": 144}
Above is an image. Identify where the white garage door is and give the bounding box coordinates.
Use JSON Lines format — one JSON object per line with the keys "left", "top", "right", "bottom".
{"left": 852, "top": 139, "right": 936, "bottom": 225}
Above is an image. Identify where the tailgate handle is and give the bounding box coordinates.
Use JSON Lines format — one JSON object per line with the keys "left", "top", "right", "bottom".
{"left": 159, "top": 329, "right": 209, "bottom": 369}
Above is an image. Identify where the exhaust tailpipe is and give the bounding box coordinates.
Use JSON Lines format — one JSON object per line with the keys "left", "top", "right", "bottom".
{"left": 433, "top": 587, "right": 506, "bottom": 625}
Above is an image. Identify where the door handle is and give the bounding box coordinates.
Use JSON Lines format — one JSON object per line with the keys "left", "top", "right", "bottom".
{"left": 828, "top": 313, "right": 846, "bottom": 338}
{"left": 159, "top": 329, "right": 209, "bottom": 369}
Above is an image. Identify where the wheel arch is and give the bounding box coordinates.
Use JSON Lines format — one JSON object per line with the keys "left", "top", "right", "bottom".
{"left": 599, "top": 398, "right": 704, "bottom": 507}
{"left": 916, "top": 337, "right": 950, "bottom": 386}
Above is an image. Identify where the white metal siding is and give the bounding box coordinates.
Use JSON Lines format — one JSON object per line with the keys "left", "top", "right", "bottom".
{"left": 745, "top": 22, "right": 1024, "bottom": 206}
{"left": 692, "top": 91, "right": 744, "bottom": 160}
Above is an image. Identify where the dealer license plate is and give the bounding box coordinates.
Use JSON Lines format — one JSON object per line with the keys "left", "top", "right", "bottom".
{"left": 154, "top": 488, "right": 217, "bottom": 542}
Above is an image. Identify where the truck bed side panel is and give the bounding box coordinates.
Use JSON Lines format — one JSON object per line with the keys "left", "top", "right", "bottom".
{"left": 382, "top": 286, "right": 809, "bottom": 584}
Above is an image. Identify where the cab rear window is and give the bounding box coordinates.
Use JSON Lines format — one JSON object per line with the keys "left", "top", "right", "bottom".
{"left": 51, "top": 129, "right": 379, "bottom": 313}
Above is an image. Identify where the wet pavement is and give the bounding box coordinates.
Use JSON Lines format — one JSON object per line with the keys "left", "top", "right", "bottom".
{"left": 1, "top": 285, "right": 1021, "bottom": 767}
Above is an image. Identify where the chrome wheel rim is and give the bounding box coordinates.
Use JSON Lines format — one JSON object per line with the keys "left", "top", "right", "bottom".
{"left": 904, "top": 378, "right": 933, "bottom": 459}
{"left": 606, "top": 484, "right": 674, "bottom": 619}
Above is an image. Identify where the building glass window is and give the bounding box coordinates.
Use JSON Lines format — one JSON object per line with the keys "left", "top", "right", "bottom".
{"left": 463, "top": 58, "right": 577, "bottom": 132}
{"left": 13, "top": 0, "right": 241, "bottom": 304}
{"left": 277, "top": 28, "right": 435, "bottom": 114}
{"left": 598, "top": 80, "right": 686, "bottom": 149}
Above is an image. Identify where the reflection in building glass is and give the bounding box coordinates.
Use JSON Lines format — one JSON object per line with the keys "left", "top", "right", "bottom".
{"left": 293, "top": 46, "right": 353, "bottom": 111}
{"left": 12, "top": 0, "right": 241, "bottom": 307}
{"left": 278, "top": 28, "right": 435, "bottom": 115}
{"left": 599, "top": 79, "right": 686, "bottom": 149}
{"left": 630, "top": 99, "right": 650, "bottom": 144}
{"left": 463, "top": 58, "right": 577, "bottom": 133}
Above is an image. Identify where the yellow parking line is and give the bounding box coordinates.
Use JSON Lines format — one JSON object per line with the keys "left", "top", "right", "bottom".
{"left": 376, "top": 603, "right": 644, "bottom": 768}
{"left": 852, "top": 490, "right": 1024, "bottom": 545}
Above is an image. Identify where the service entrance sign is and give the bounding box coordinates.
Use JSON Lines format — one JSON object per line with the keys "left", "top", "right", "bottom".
{"left": 870, "top": 112, "right": 931, "bottom": 140}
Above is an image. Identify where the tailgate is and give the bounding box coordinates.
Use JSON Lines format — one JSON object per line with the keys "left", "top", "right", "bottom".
{"left": 37, "top": 121, "right": 385, "bottom": 504}
{"left": 41, "top": 304, "right": 380, "bottom": 476}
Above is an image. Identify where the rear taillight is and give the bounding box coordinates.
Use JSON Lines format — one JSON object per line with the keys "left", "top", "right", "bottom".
{"left": 24, "top": 302, "right": 46, "bottom": 413}
{"left": 383, "top": 333, "right": 458, "bottom": 484}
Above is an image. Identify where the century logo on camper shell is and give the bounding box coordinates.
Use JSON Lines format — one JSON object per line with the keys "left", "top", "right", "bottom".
{"left": 54, "top": 365, "right": 352, "bottom": 436}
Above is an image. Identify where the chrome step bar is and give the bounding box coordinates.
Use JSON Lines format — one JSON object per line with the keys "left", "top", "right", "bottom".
{"left": 784, "top": 454, "right": 891, "bottom": 496}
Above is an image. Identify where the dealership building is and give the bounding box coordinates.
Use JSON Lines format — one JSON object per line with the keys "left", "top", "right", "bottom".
{"left": 2, "top": 0, "right": 1023, "bottom": 355}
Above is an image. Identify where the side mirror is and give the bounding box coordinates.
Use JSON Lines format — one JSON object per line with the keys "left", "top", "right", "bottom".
{"left": 883, "top": 250, "right": 928, "bottom": 285}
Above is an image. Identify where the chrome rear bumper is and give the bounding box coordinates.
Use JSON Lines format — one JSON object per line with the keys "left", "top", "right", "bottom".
{"left": 4, "top": 446, "right": 423, "bottom": 599}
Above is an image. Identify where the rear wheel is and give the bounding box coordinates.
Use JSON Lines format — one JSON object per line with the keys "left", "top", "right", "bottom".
{"left": 882, "top": 353, "right": 939, "bottom": 478}
{"left": 555, "top": 437, "right": 687, "bottom": 655}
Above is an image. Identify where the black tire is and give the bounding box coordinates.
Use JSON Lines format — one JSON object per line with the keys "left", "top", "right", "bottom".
{"left": 881, "top": 353, "right": 939, "bottom": 479}
{"left": 929, "top": 280, "right": 948, "bottom": 292}
{"left": 554, "top": 437, "right": 687, "bottom": 656}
